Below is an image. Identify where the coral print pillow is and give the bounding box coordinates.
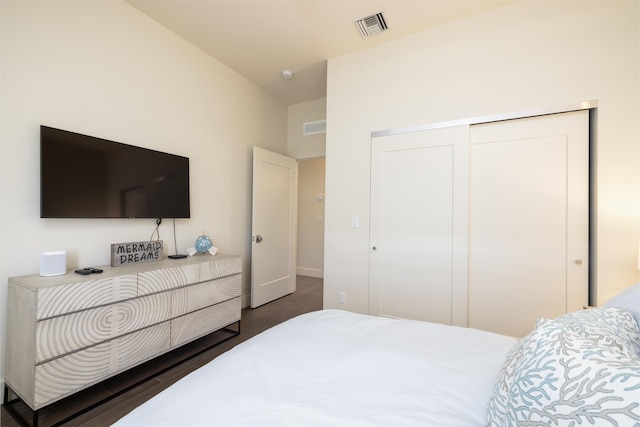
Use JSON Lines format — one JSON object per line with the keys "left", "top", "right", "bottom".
{"left": 487, "top": 307, "right": 640, "bottom": 427}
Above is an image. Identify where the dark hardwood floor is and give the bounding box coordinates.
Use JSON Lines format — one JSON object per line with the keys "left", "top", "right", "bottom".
{"left": 2, "top": 275, "right": 323, "bottom": 427}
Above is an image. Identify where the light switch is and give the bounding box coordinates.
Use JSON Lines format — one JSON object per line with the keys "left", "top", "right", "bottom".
{"left": 351, "top": 216, "right": 359, "bottom": 228}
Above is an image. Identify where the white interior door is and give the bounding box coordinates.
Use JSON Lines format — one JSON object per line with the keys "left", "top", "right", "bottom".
{"left": 251, "top": 147, "right": 298, "bottom": 308}
{"left": 370, "top": 126, "right": 469, "bottom": 326}
{"left": 468, "top": 110, "right": 589, "bottom": 337}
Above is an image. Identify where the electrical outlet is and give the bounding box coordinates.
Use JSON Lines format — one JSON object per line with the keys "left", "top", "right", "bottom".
{"left": 338, "top": 291, "right": 346, "bottom": 304}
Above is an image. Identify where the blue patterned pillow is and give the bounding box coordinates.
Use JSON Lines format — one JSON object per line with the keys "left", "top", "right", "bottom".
{"left": 487, "top": 308, "right": 640, "bottom": 427}
{"left": 604, "top": 283, "right": 640, "bottom": 328}
{"left": 554, "top": 307, "right": 640, "bottom": 356}
{"left": 486, "top": 321, "right": 540, "bottom": 425}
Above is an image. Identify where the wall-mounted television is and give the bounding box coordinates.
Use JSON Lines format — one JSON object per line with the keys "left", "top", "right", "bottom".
{"left": 40, "top": 125, "right": 190, "bottom": 219}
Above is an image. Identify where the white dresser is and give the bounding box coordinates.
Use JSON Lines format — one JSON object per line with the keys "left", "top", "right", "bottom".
{"left": 5, "top": 253, "right": 242, "bottom": 411}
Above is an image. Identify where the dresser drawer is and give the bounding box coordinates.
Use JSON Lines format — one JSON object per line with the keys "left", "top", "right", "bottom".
{"left": 32, "top": 275, "right": 137, "bottom": 320}
{"left": 34, "top": 322, "right": 171, "bottom": 409}
{"left": 172, "top": 274, "right": 241, "bottom": 317}
{"left": 171, "top": 297, "right": 241, "bottom": 347}
{"left": 199, "top": 256, "right": 242, "bottom": 281}
{"left": 137, "top": 262, "right": 201, "bottom": 295}
{"left": 36, "top": 292, "right": 171, "bottom": 362}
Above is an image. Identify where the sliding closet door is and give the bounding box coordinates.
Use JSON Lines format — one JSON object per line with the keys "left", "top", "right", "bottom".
{"left": 468, "top": 111, "right": 589, "bottom": 337}
{"left": 370, "top": 126, "right": 469, "bottom": 326}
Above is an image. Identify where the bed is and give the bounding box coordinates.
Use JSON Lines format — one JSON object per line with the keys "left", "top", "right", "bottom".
{"left": 112, "top": 285, "right": 640, "bottom": 427}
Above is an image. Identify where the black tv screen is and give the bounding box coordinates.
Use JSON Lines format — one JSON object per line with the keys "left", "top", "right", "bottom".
{"left": 40, "top": 126, "right": 190, "bottom": 219}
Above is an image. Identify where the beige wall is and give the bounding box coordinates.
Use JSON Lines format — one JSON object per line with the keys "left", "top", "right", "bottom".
{"left": 324, "top": 0, "right": 639, "bottom": 313}
{"left": 297, "top": 158, "right": 325, "bottom": 278}
{"left": 287, "top": 98, "right": 326, "bottom": 159}
{"left": 0, "top": 0, "right": 287, "bottom": 386}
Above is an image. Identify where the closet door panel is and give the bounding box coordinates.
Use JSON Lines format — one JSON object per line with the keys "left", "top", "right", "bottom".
{"left": 370, "top": 126, "right": 469, "bottom": 326}
{"left": 468, "top": 111, "right": 589, "bottom": 337}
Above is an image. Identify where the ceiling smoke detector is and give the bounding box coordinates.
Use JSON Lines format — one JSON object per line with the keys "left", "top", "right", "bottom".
{"left": 355, "top": 12, "right": 388, "bottom": 39}
{"left": 281, "top": 70, "right": 294, "bottom": 80}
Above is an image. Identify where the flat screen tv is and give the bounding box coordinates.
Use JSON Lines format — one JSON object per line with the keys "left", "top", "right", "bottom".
{"left": 40, "top": 125, "right": 190, "bottom": 219}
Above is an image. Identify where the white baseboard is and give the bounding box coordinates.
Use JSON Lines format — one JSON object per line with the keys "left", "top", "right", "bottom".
{"left": 296, "top": 267, "right": 323, "bottom": 278}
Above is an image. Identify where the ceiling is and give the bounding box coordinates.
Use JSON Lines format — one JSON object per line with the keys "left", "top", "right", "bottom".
{"left": 126, "top": 0, "right": 516, "bottom": 105}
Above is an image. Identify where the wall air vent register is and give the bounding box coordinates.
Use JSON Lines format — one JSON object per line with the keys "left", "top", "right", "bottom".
{"left": 303, "top": 120, "right": 326, "bottom": 136}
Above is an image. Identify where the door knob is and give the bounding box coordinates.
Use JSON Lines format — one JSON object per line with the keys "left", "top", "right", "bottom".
{"left": 575, "top": 259, "right": 583, "bottom": 265}
{"left": 254, "top": 235, "right": 263, "bottom": 243}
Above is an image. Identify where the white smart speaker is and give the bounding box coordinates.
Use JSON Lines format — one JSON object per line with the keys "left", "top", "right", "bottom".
{"left": 39, "top": 250, "right": 67, "bottom": 277}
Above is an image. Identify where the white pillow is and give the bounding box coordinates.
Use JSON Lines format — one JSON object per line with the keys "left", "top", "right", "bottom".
{"left": 604, "top": 283, "right": 640, "bottom": 328}
{"left": 487, "top": 307, "right": 640, "bottom": 426}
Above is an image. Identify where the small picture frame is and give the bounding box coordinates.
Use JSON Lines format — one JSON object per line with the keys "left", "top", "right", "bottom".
{"left": 111, "top": 240, "right": 163, "bottom": 267}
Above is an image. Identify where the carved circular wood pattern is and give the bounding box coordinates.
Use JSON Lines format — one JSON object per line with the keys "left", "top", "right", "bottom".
{"left": 36, "top": 293, "right": 171, "bottom": 362}
{"left": 35, "top": 322, "right": 171, "bottom": 407}
{"left": 38, "top": 276, "right": 137, "bottom": 319}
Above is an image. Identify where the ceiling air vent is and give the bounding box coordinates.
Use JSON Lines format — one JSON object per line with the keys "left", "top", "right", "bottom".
{"left": 355, "top": 12, "right": 388, "bottom": 39}
{"left": 303, "top": 120, "right": 326, "bottom": 136}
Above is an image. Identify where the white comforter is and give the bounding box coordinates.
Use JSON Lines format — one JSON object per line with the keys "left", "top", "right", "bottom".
{"left": 113, "top": 309, "right": 516, "bottom": 426}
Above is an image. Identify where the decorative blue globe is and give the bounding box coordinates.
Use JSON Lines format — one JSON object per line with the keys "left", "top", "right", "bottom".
{"left": 194, "top": 234, "right": 213, "bottom": 253}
